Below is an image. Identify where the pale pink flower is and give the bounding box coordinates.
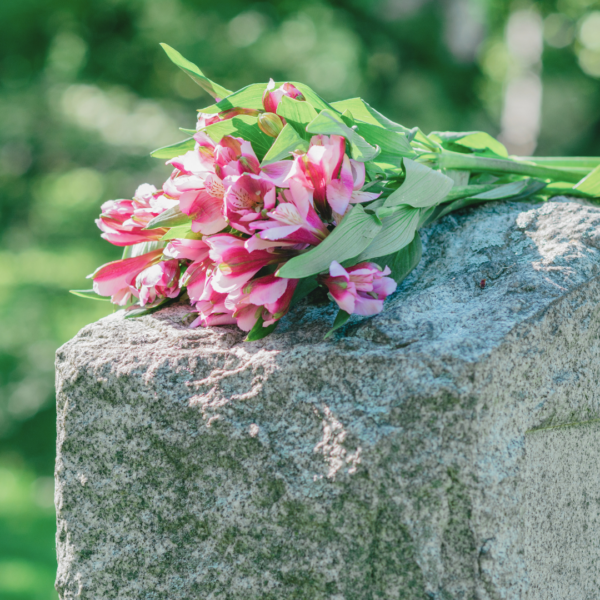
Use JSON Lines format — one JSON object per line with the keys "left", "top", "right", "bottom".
{"left": 227, "top": 274, "right": 298, "bottom": 331}
{"left": 90, "top": 250, "right": 163, "bottom": 305}
{"left": 135, "top": 259, "right": 181, "bottom": 306}
{"left": 250, "top": 180, "right": 329, "bottom": 246}
{"left": 319, "top": 261, "right": 397, "bottom": 316}
{"left": 96, "top": 183, "right": 178, "bottom": 246}
{"left": 164, "top": 238, "right": 210, "bottom": 263}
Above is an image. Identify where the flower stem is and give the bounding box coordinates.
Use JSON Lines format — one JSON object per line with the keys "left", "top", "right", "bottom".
{"left": 438, "top": 150, "right": 585, "bottom": 184}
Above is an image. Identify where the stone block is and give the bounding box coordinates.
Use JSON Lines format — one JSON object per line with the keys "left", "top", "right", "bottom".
{"left": 55, "top": 199, "right": 600, "bottom": 599}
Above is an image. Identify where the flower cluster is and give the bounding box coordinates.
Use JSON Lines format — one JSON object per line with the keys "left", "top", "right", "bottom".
{"left": 78, "top": 45, "right": 600, "bottom": 340}
{"left": 88, "top": 80, "right": 395, "bottom": 336}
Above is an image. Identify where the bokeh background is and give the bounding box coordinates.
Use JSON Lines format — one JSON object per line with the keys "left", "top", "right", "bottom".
{"left": 1, "top": 0, "right": 599, "bottom": 597}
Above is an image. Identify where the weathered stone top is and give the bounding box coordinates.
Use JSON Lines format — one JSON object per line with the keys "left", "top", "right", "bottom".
{"left": 63, "top": 198, "right": 600, "bottom": 400}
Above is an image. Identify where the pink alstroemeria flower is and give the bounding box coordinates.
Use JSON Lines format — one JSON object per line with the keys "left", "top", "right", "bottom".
{"left": 319, "top": 261, "right": 397, "bottom": 316}
{"left": 206, "top": 234, "right": 294, "bottom": 294}
{"left": 165, "top": 239, "right": 213, "bottom": 302}
{"left": 227, "top": 274, "right": 298, "bottom": 331}
{"left": 189, "top": 272, "right": 236, "bottom": 328}
{"left": 251, "top": 180, "right": 329, "bottom": 246}
{"left": 135, "top": 259, "right": 181, "bottom": 306}
{"left": 262, "top": 79, "right": 304, "bottom": 114}
{"left": 90, "top": 249, "right": 163, "bottom": 305}
{"left": 224, "top": 173, "right": 276, "bottom": 235}
{"left": 288, "top": 135, "right": 380, "bottom": 220}
{"left": 96, "top": 183, "right": 178, "bottom": 246}
{"left": 164, "top": 238, "right": 210, "bottom": 263}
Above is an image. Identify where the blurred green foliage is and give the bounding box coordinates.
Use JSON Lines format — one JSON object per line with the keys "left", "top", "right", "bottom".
{"left": 0, "top": 0, "right": 598, "bottom": 597}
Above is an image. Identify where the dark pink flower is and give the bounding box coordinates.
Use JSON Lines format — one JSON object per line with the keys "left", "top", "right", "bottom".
{"left": 223, "top": 173, "right": 276, "bottom": 235}
{"left": 206, "top": 234, "right": 295, "bottom": 294}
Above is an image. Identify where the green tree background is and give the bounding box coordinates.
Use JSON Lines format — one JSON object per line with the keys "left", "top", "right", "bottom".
{"left": 0, "top": 0, "right": 598, "bottom": 597}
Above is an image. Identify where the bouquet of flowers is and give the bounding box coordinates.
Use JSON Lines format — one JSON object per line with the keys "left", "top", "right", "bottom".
{"left": 73, "top": 44, "right": 600, "bottom": 340}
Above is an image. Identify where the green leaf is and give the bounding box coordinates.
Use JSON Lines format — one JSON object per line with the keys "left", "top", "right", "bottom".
{"left": 354, "top": 122, "right": 414, "bottom": 158}
{"left": 122, "top": 240, "right": 166, "bottom": 259}
{"left": 324, "top": 310, "right": 351, "bottom": 339}
{"left": 467, "top": 179, "right": 529, "bottom": 200}
{"left": 213, "top": 83, "right": 268, "bottom": 111}
{"left": 160, "top": 43, "right": 232, "bottom": 100}
{"left": 330, "top": 98, "right": 410, "bottom": 133}
{"left": 124, "top": 296, "right": 177, "bottom": 319}
{"left": 292, "top": 83, "right": 334, "bottom": 112}
{"left": 202, "top": 115, "right": 272, "bottom": 160}
{"left": 276, "top": 204, "right": 382, "bottom": 279}
{"left": 245, "top": 313, "right": 278, "bottom": 341}
{"left": 424, "top": 178, "right": 547, "bottom": 226}
{"left": 356, "top": 205, "right": 421, "bottom": 261}
{"left": 454, "top": 132, "right": 508, "bottom": 158}
{"left": 431, "top": 131, "right": 508, "bottom": 158}
{"left": 261, "top": 124, "right": 309, "bottom": 166}
{"left": 306, "top": 110, "right": 379, "bottom": 162}
{"left": 574, "top": 164, "right": 600, "bottom": 197}
{"left": 69, "top": 289, "right": 111, "bottom": 301}
{"left": 160, "top": 224, "right": 203, "bottom": 241}
{"left": 146, "top": 205, "right": 191, "bottom": 230}
{"left": 201, "top": 81, "right": 334, "bottom": 115}
{"left": 276, "top": 96, "right": 318, "bottom": 140}
{"left": 289, "top": 277, "right": 319, "bottom": 308}
{"left": 151, "top": 138, "right": 195, "bottom": 159}
{"left": 375, "top": 231, "right": 422, "bottom": 285}
{"left": 445, "top": 169, "right": 470, "bottom": 186}
{"left": 384, "top": 159, "right": 454, "bottom": 209}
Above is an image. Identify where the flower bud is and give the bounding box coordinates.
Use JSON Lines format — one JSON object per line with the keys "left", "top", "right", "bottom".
{"left": 258, "top": 112, "right": 284, "bottom": 138}
{"left": 218, "top": 107, "right": 260, "bottom": 120}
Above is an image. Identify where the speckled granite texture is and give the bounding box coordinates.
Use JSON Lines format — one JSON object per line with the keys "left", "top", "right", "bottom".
{"left": 55, "top": 198, "right": 600, "bottom": 599}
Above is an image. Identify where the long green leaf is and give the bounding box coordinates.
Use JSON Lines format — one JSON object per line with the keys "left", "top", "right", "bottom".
{"left": 261, "top": 124, "right": 308, "bottom": 166}
{"left": 330, "top": 98, "right": 410, "bottom": 133}
{"left": 454, "top": 132, "right": 508, "bottom": 158}
{"left": 160, "top": 44, "right": 232, "bottom": 100}
{"left": 292, "top": 83, "right": 335, "bottom": 112}
{"left": 151, "top": 138, "right": 195, "bottom": 159}
{"left": 122, "top": 240, "right": 166, "bottom": 259}
{"left": 69, "top": 289, "right": 111, "bottom": 302}
{"left": 160, "top": 224, "right": 203, "bottom": 240}
{"left": 276, "top": 204, "right": 382, "bottom": 279}
{"left": 356, "top": 205, "right": 421, "bottom": 261}
{"left": 306, "top": 110, "right": 379, "bottom": 162}
{"left": 374, "top": 232, "right": 422, "bottom": 285}
{"left": 355, "top": 122, "right": 414, "bottom": 158}
{"left": 276, "top": 96, "right": 318, "bottom": 140}
{"left": 384, "top": 159, "right": 454, "bottom": 208}
{"left": 146, "top": 206, "right": 191, "bottom": 230}
{"left": 203, "top": 115, "right": 272, "bottom": 160}
{"left": 574, "top": 164, "right": 600, "bottom": 197}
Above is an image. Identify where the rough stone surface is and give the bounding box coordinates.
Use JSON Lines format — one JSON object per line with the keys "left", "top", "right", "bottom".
{"left": 55, "top": 198, "right": 600, "bottom": 599}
